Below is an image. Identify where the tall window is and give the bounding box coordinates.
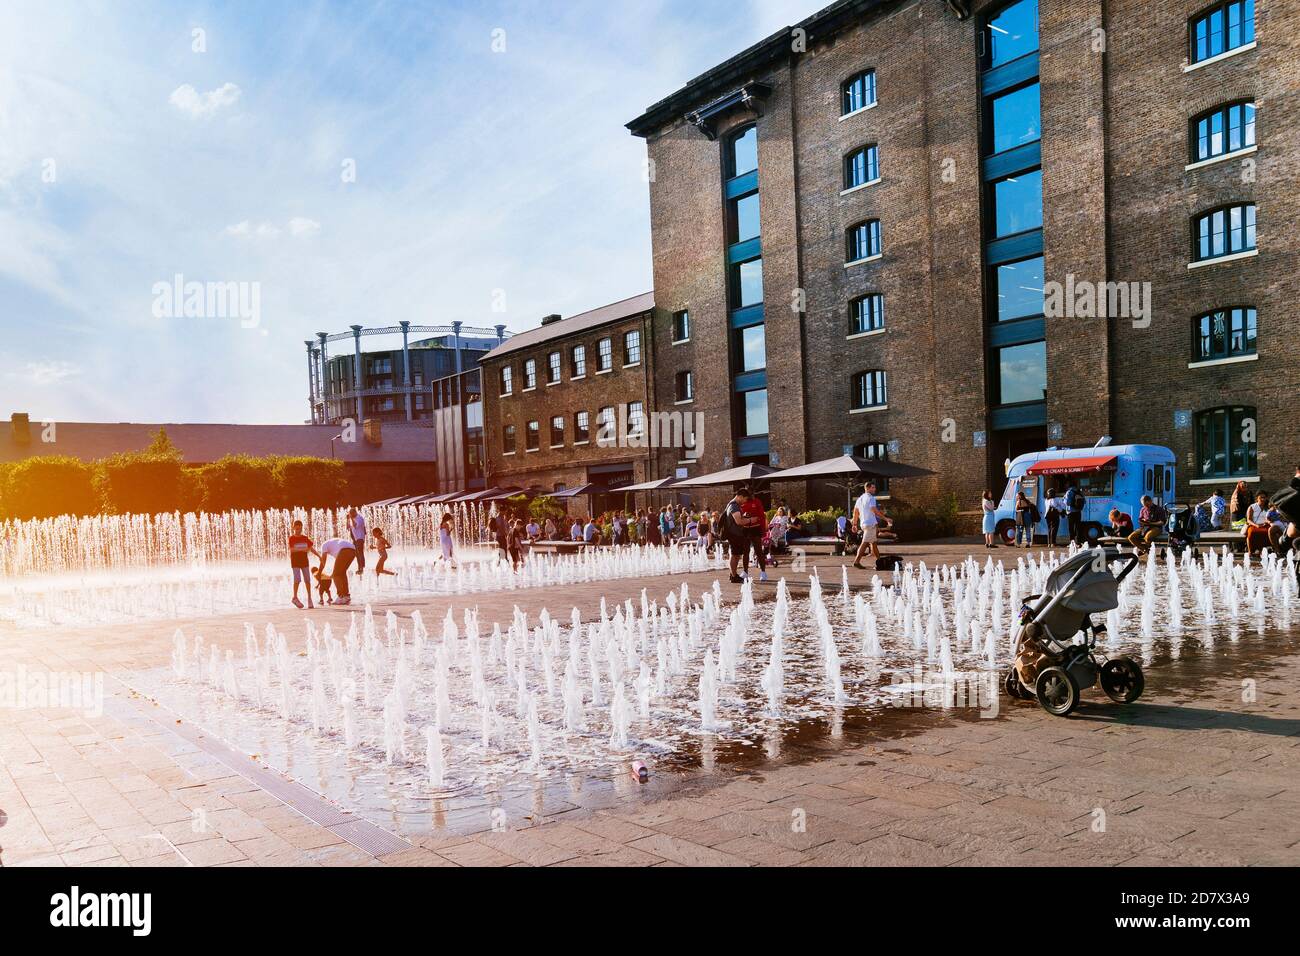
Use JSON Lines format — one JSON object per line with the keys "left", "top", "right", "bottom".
{"left": 987, "top": 82, "right": 1041, "bottom": 154}
{"left": 571, "top": 344, "right": 586, "bottom": 377}
{"left": 996, "top": 341, "right": 1047, "bottom": 405}
{"left": 597, "top": 406, "right": 615, "bottom": 442}
{"left": 844, "top": 145, "right": 879, "bottom": 189}
{"left": 596, "top": 337, "right": 613, "bottom": 372}
{"left": 855, "top": 442, "right": 891, "bottom": 495}
{"left": 550, "top": 415, "right": 565, "bottom": 447}
{"left": 523, "top": 358, "right": 537, "bottom": 390}
{"left": 499, "top": 365, "right": 513, "bottom": 396}
{"left": 731, "top": 257, "right": 764, "bottom": 307}
{"left": 852, "top": 370, "right": 888, "bottom": 410}
{"left": 989, "top": 169, "right": 1043, "bottom": 238}
{"left": 627, "top": 401, "right": 646, "bottom": 439}
{"left": 502, "top": 423, "right": 516, "bottom": 453}
{"left": 729, "top": 192, "right": 761, "bottom": 244}
{"left": 675, "top": 370, "right": 694, "bottom": 402}
{"left": 1195, "top": 406, "right": 1257, "bottom": 478}
{"left": 1193, "top": 203, "right": 1256, "bottom": 261}
{"left": 574, "top": 410, "right": 590, "bottom": 443}
{"left": 547, "top": 351, "right": 561, "bottom": 384}
{"left": 1191, "top": 1, "right": 1255, "bottom": 64}
{"left": 992, "top": 256, "right": 1045, "bottom": 322}
{"left": 525, "top": 420, "right": 540, "bottom": 451}
{"left": 736, "top": 324, "right": 766, "bottom": 372}
{"left": 623, "top": 329, "right": 642, "bottom": 365}
{"left": 984, "top": 0, "right": 1039, "bottom": 67}
{"left": 850, "top": 294, "right": 885, "bottom": 335}
{"left": 1193, "top": 307, "right": 1257, "bottom": 362}
{"left": 672, "top": 310, "right": 691, "bottom": 342}
{"left": 740, "top": 390, "right": 768, "bottom": 437}
{"left": 1191, "top": 101, "right": 1255, "bottom": 163}
{"left": 841, "top": 70, "right": 877, "bottom": 115}
{"left": 847, "top": 220, "right": 882, "bottom": 263}
{"left": 727, "top": 125, "right": 758, "bottom": 179}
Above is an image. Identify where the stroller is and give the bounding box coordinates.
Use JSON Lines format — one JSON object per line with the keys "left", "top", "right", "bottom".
{"left": 1165, "top": 505, "right": 1201, "bottom": 558}
{"left": 1004, "top": 547, "right": 1146, "bottom": 717}
{"left": 762, "top": 529, "right": 790, "bottom": 567}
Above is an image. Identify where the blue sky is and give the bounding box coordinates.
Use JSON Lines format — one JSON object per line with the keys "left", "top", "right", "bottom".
{"left": 0, "top": 0, "right": 816, "bottom": 425}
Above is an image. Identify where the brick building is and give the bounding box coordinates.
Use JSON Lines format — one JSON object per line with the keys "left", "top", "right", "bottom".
{"left": 481, "top": 294, "right": 656, "bottom": 514}
{"left": 627, "top": 0, "right": 1298, "bottom": 510}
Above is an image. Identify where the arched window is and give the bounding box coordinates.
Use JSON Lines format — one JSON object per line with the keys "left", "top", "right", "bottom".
{"left": 1194, "top": 406, "right": 1257, "bottom": 479}
{"left": 855, "top": 442, "right": 891, "bottom": 494}
{"left": 851, "top": 370, "right": 888, "bottom": 410}
{"left": 847, "top": 219, "right": 882, "bottom": 263}
{"left": 850, "top": 294, "right": 885, "bottom": 335}
{"left": 1190, "top": 100, "right": 1255, "bottom": 163}
{"left": 841, "top": 70, "right": 876, "bottom": 116}
{"left": 844, "top": 144, "right": 880, "bottom": 189}
{"left": 1192, "top": 307, "right": 1256, "bottom": 362}
{"left": 1190, "top": 1, "right": 1256, "bottom": 65}
{"left": 1192, "top": 203, "right": 1255, "bottom": 262}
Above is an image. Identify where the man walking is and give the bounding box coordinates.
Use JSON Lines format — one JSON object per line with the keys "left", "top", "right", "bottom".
{"left": 318, "top": 537, "right": 357, "bottom": 606}
{"left": 852, "top": 480, "right": 892, "bottom": 569}
{"left": 1065, "top": 483, "right": 1086, "bottom": 545}
{"left": 723, "top": 488, "right": 755, "bottom": 584}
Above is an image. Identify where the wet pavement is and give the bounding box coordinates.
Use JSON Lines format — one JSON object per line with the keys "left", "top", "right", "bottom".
{"left": 2, "top": 540, "right": 1298, "bottom": 866}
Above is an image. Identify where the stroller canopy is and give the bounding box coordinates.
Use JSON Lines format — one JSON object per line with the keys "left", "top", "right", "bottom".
{"left": 1043, "top": 550, "right": 1121, "bottom": 615}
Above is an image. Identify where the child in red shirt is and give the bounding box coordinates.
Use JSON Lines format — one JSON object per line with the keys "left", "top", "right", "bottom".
{"left": 289, "top": 521, "right": 321, "bottom": 609}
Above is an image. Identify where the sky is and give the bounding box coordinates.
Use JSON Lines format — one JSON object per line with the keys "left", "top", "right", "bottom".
{"left": 0, "top": 0, "right": 818, "bottom": 425}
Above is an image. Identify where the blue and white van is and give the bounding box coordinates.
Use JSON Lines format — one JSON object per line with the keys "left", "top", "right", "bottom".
{"left": 992, "top": 444, "right": 1177, "bottom": 545}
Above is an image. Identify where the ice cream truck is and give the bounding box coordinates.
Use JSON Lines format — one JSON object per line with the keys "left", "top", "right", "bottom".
{"left": 992, "top": 444, "right": 1177, "bottom": 546}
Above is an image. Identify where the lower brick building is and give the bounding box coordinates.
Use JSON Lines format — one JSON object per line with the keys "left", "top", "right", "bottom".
{"left": 627, "top": 0, "right": 1299, "bottom": 511}
{"left": 480, "top": 294, "right": 657, "bottom": 515}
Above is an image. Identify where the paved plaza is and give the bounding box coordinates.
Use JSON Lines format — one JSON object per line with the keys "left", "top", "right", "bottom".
{"left": 2, "top": 541, "right": 1298, "bottom": 867}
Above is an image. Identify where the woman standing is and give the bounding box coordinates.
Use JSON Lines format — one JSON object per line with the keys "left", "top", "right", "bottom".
{"left": 438, "top": 512, "right": 457, "bottom": 567}
{"left": 1014, "top": 491, "right": 1034, "bottom": 549}
{"left": 981, "top": 490, "right": 998, "bottom": 548}
{"left": 1230, "top": 480, "right": 1251, "bottom": 526}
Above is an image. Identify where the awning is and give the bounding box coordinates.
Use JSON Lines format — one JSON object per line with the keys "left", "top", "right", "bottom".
{"left": 671, "top": 463, "right": 777, "bottom": 488}
{"left": 1027, "top": 455, "right": 1117, "bottom": 476}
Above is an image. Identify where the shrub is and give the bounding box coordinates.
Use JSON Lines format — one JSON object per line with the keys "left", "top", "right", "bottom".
{"left": 0, "top": 456, "right": 99, "bottom": 520}
{"left": 95, "top": 452, "right": 188, "bottom": 516}
{"left": 274, "top": 457, "right": 346, "bottom": 509}
{"left": 528, "top": 495, "right": 566, "bottom": 526}
{"left": 197, "top": 455, "right": 280, "bottom": 512}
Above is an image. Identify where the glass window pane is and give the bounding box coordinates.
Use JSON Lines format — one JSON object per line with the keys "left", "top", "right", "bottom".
{"left": 989, "top": 83, "right": 1040, "bottom": 154}
{"left": 734, "top": 258, "right": 763, "bottom": 308}
{"left": 730, "top": 127, "right": 757, "bottom": 178}
{"left": 738, "top": 324, "right": 766, "bottom": 372}
{"left": 987, "top": 0, "right": 1039, "bottom": 67}
{"left": 994, "top": 256, "right": 1045, "bottom": 322}
{"left": 731, "top": 192, "right": 760, "bottom": 244}
{"left": 742, "top": 390, "right": 768, "bottom": 437}
{"left": 997, "top": 340, "right": 1047, "bottom": 405}
{"left": 991, "top": 170, "right": 1042, "bottom": 238}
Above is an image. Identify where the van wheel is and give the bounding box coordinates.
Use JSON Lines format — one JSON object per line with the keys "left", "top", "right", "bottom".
{"left": 995, "top": 520, "right": 1017, "bottom": 545}
{"left": 1035, "top": 667, "right": 1080, "bottom": 717}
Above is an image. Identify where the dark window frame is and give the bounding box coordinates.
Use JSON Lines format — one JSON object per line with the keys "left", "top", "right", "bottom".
{"left": 841, "top": 69, "right": 877, "bottom": 116}
{"left": 725, "top": 124, "right": 758, "bottom": 180}
{"left": 672, "top": 310, "right": 691, "bottom": 342}
{"left": 1190, "top": 0, "right": 1256, "bottom": 65}
{"left": 843, "top": 144, "right": 880, "bottom": 190}
{"left": 574, "top": 410, "right": 590, "bottom": 443}
{"left": 596, "top": 337, "right": 613, "bottom": 372}
{"left": 523, "top": 358, "right": 537, "bottom": 390}
{"left": 850, "top": 294, "right": 885, "bottom": 335}
{"left": 502, "top": 423, "right": 516, "bottom": 453}
{"left": 1192, "top": 202, "right": 1256, "bottom": 262}
{"left": 525, "top": 419, "right": 540, "bottom": 452}
{"left": 570, "top": 344, "right": 586, "bottom": 377}
{"left": 1194, "top": 405, "right": 1258, "bottom": 479}
{"left": 550, "top": 415, "right": 565, "bottom": 447}
{"left": 847, "top": 219, "right": 882, "bottom": 263}
{"left": 547, "top": 351, "right": 562, "bottom": 384}
{"left": 851, "top": 370, "right": 888, "bottom": 410}
{"left": 675, "top": 370, "right": 694, "bottom": 402}
{"left": 1192, "top": 306, "right": 1257, "bottom": 362}
{"left": 623, "top": 329, "right": 642, "bottom": 366}
{"left": 1190, "top": 99, "right": 1256, "bottom": 163}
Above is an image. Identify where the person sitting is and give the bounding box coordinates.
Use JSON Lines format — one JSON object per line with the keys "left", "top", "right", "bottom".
{"left": 525, "top": 519, "right": 541, "bottom": 543}
{"left": 1108, "top": 508, "right": 1134, "bottom": 539}
{"left": 570, "top": 518, "right": 584, "bottom": 542}
{"left": 1197, "top": 489, "right": 1227, "bottom": 531}
{"left": 768, "top": 507, "right": 790, "bottom": 549}
{"left": 1127, "top": 496, "right": 1166, "bottom": 555}
{"left": 1245, "top": 492, "right": 1273, "bottom": 556}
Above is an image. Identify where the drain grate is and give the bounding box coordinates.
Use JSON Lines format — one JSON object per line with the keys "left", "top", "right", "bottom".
{"left": 104, "top": 685, "right": 412, "bottom": 859}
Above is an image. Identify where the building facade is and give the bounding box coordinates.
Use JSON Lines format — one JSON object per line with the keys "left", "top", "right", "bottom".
{"left": 628, "top": 0, "right": 1298, "bottom": 509}
{"left": 481, "top": 294, "right": 656, "bottom": 514}
{"left": 429, "top": 367, "right": 487, "bottom": 495}
{"left": 307, "top": 323, "right": 507, "bottom": 426}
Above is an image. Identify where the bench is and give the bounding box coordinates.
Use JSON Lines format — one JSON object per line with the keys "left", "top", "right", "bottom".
{"left": 527, "top": 540, "right": 589, "bottom": 555}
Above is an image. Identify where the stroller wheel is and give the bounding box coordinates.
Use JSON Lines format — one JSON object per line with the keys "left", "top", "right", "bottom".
{"left": 1100, "top": 657, "right": 1145, "bottom": 703}
{"left": 1003, "top": 667, "right": 1033, "bottom": 701}
{"left": 1035, "top": 667, "right": 1080, "bottom": 717}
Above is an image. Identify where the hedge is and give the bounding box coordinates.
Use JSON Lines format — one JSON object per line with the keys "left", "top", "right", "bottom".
{"left": 0, "top": 456, "right": 99, "bottom": 520}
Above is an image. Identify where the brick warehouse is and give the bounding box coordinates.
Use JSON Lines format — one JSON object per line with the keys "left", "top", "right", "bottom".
{"left": 627, "top": 0, "right": 1299, "bottom": 512}
{"left": 481, "top": 294, "right": 657, "bottom": 515}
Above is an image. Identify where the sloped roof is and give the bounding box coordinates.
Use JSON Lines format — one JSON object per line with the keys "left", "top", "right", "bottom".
{"left": 0, "top": 421, "right": 434, "bottom": 465}
{"left": 482, "top": 292, "right": 655, "bottom": 363}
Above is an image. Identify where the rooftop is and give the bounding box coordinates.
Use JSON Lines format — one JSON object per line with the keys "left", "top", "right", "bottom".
{"left": 482, "top": 292, "right": 655, "bottom": 363}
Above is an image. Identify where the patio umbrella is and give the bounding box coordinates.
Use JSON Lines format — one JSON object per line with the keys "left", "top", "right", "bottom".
{"left": 547, "top": 483, "right": 611, "bottom": 499}
{"left": 764, "top": 455, "right": 936, "bottom": 482}
{"left": 617, "top": 476, "right": 682, "bottom": 493}
{"left": 671, "top": 463, "right": 778, "bottom": 488}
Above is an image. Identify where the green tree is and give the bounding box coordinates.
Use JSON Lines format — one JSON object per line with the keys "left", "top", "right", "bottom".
{"left": 0, "top": 456, "right": 99, "bottom": 520}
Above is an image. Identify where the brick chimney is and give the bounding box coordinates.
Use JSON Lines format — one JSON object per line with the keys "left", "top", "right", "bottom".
{"left": 363, "top": 418, "right": 383, "bottom": 446}
{"left": 540, "top": 314, "right": 563, "bottom": 326}
{"left": 11, "top": 412, "right": 31, "bottom": 446}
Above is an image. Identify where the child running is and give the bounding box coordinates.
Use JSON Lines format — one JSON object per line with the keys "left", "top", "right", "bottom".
{"left": 373, "top": 528, "right": 397, "bottom": 577}
{"left": 288, "top": 520, "right": 321, "bottom": 609}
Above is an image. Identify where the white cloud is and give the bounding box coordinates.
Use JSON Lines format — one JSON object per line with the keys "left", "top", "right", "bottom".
{"left": 15, "top": 361, "right": 81, "bottom": 386}
{"left": 288, "top": 217, "right": 321, "bottom": 238}
{"left": 224, "top": 220, "right": 281, "bottom": 239}
{"left": 169, "top": 82, "right": 241, "bottom": 118}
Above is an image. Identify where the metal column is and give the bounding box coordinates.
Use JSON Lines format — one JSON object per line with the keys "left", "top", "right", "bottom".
{"left": 351, "top": 324, "right": 364, "bottom": 422}
{"left": 400, "top": 320, "right": 413, "bottom": 421}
